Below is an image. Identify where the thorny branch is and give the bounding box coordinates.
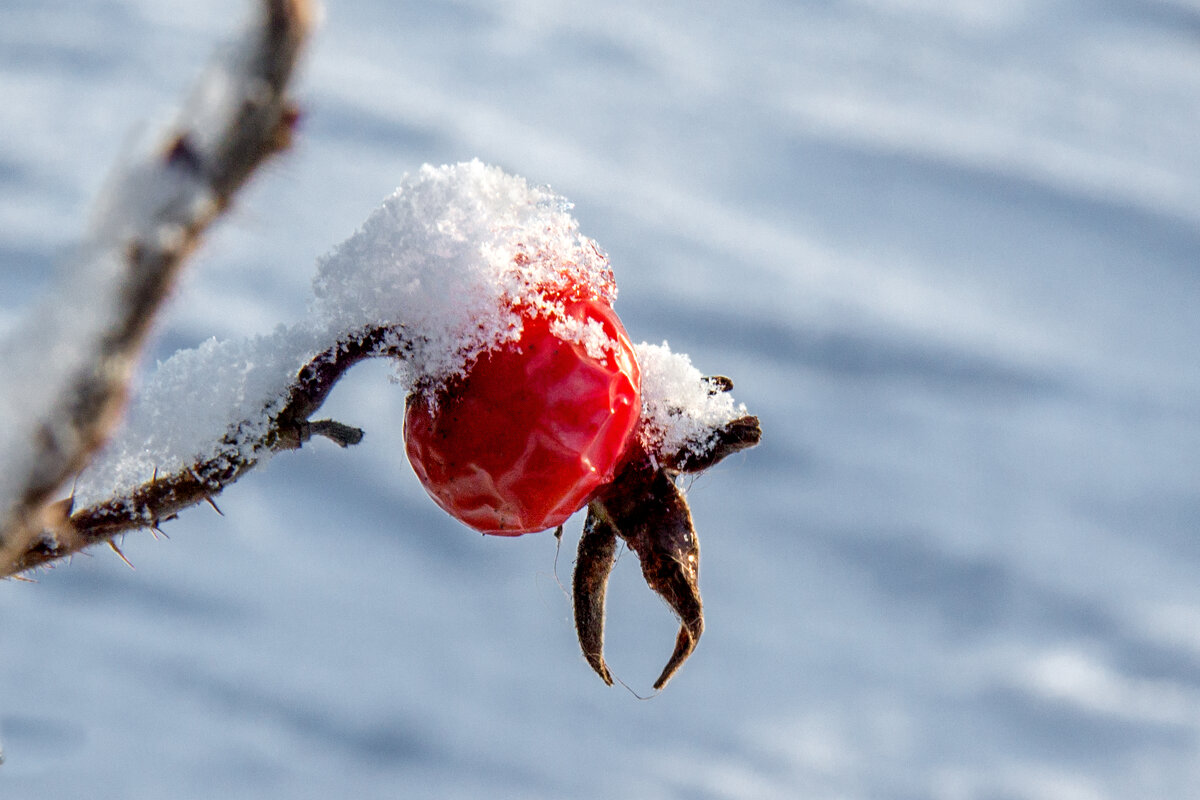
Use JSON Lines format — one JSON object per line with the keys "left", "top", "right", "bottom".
{"left": 0, "top": 0, "right": 763, "bottom": 691}
{"left": 13, "top": 310, "right": 760, "bottom": 694}
{"left": 0, "top": 0, "right": 314, "bottom": 577}
{"left": 7, "top": 326, "right": 405, "bottom": 575}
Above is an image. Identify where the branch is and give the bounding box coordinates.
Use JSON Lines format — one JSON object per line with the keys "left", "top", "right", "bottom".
{"left": 4, "top": 325, "right": 402, "bottom": 576}
{"left": 0, "top": 0, "right": 314, "bottom": 575}
{"left": 3, "top": 324, "right": 759, "bottom": 582}
{"left": 0, "top": 7, "right": 761, "bottom": 694}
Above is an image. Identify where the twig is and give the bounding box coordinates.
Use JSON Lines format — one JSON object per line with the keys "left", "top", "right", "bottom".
{"left": 6, "top": 324, "right": 401, "bottom": 576}
{"left": 0, "top": 0, "right": 314, "bottom": 576}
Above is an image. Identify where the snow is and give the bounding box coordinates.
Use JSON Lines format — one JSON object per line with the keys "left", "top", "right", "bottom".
{"left": 311, "top": 160, "right": 615, "bottom": 387}
{"left": 71, "top": 328, "right": 317, "bottom": 507}
{"left": 75, "top": 160, "right": 648, "bottom": 508}
{"left": 635, "top": 342, "right": 746, "bottom": 462}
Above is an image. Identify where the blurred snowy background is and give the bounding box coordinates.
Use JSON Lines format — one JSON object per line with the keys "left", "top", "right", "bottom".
{"left": 2, "top": 0, "right": 1199, "bottom": 797}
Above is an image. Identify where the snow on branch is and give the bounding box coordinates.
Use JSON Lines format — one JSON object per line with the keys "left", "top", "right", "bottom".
{"left": 0, "top": 4, "right": 759, "bottom": 595}
{"left": 1, "top": 155, "right": 757, "bottom": 576}
{"left": 0, "top": 0, "right": 314, "bottom": 576}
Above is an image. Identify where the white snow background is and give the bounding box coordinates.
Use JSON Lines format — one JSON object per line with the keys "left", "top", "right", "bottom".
{"left": 2, "top": 0, "right": 1199, "bottom": 798}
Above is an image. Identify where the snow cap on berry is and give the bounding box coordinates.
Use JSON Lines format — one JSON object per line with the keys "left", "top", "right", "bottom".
{"left": 311, "top": 160, "right": 617, "bottom": 387}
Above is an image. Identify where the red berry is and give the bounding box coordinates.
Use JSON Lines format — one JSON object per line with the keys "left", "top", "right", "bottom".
{"left": 404, "top": 298, "right": 641, "bottom": 535}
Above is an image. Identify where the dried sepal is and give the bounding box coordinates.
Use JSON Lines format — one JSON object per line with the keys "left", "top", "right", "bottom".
{"left": 573, "top": 507, "right": 620, "bottom": 685}
{"left": 668, "top": 414, "right": 762, "bottom": 474}
{"left": 572, "top": 450, "right": 703, "bottom": 690}
{"left": 570, "top": 377, "right": 761, "bottom": 689}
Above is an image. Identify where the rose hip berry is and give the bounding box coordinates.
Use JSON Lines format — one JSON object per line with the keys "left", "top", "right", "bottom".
{"left": 404, "top": 298, "right": 641, "bottom": 535}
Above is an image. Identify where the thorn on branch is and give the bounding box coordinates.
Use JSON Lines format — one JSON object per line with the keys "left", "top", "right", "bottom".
{"left": 165, "top": 134, "right": 204, "bottom": 175}
{"left": 108, "top": 540, "right": 135, "bottom": 570}
{"left": 271, "top": 101, "right": 302, "bottom": 153}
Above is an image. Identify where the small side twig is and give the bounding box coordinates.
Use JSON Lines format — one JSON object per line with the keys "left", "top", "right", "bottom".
{"left": 304, "top": 420, "right": 365, "bottom": 448}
